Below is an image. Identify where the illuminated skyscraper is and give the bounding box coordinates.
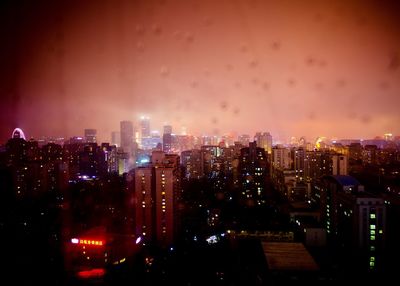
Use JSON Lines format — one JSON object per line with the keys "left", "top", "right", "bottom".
{"left": 254, "top": 132, "right": 273, "bottom": 154}
{"left": 134, "top": 151, "right": 180, "bottom": 247}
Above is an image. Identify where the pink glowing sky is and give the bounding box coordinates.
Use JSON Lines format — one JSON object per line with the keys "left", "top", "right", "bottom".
{"left": 1, "top": 0, "right": 399, "bottom": 143}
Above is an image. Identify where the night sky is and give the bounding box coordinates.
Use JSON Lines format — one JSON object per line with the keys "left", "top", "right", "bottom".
{"left": 1, "top": 0, "right": 400, "bottom": 143}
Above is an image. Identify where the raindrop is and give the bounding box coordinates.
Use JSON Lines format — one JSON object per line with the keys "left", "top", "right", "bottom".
{"left": 288, "top": 78, "right": 296, "bottom": 87}
{"left": 203, "top": 69, "right": 210, "bottom": 76}
{"left": 225, "top": 64, "right": 234, "bottom": 71}
{"left": 135, "top": 24, "right": 145, "bottom": 35}
{"left": 252, "top": 78, "right": 259, "bottom": 85}
{"left": 271, "top": 41, "right": 280, "bottom": 50}
{"left": 202, "top": 16, "right": 213, "bottom": 27}
{"left": 152, "top": 24, "right": 162, "bottom": 35}
{"left": 306, "top": 57, "right": 315, "bottom": 66}
{"left": 388, "top": 53, "right": 399, "bottom": 71}
{"left": 211, "top": 117, "right": 218, "bottom": 124}
{"left": 318, "top": 60, "right": 327, "bottom": 68}
{"left": 190, "top": 81, "right": 198, "bottom": 88}
{"left": 262, "top": 82, "right": 269, "bottom": 91}
{"left": 173, "top": 30, "right": 183, "bottom": 40}
{"left": 220, "top": 101, "right": 228, "bottom": 110}
{"left": 136, "top": 41, "right": 145, "bottom": 52}
{"left": 348, "top": 112, "right": 357, "bottom": 120}
{"left": 240, "top": 44, "right": 248, "bottom": 53}
{"left": 308, "top": 112, "right": 316, "bottom": 120}
{"left": 160, "top": 66, "right": 170, "bottom": 77}
{"left": 336, "top": 79, "right": 346, "bottom": 87}
{"left": 314, "top": 13, "right": 324, "bottom": 22}
{"left": 249, "top": 59, "right": 258, "bottom": 68}
{"left": 379, "top": 81, "right": 390, "bottom": 90}
{"left": 234, "top": 82, "right": 241, "bottom": 89}
{"left": 360, "top": 115, "right": 372, "bottom": 124}
{"left": 315, "top": 82, "right": 324, "bottom": 90}
{"left": 233, "top": 108, "right": 240, "bottom": 115}
{"left": 185, "top": 32, "right": 194, "bottom": 43}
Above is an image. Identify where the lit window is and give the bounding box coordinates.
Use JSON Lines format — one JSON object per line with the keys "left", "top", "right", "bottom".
{"left": 370, "top": 224, "right": 376, "bottom": 230}
{"left": 370, "top": 230, "right": 375, "bottom": 235}
{"left": 370, "top": 213, "right": 376, "bottom": 219}
{"left": 370, "top": 235, "right": 375, "bottom": 240}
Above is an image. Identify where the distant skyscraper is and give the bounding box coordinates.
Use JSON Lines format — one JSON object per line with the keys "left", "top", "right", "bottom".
{"left": 140, "top": 116, "right": 150, "bottom": 138}
{"left": 238, "top": 134, "right": 250, "bottom": 147}
{"left": 111, "top": 131, "right": 121, "bottom": 147}
{"left": 120, "top": 121, "right": 134, "bottom": 153}
{"left": 84, "top": 129, "right": 97, "bottom": 143}
{"left": 254, "top": 132, "right": 273, "bottom": 154}
{"left": 163, "top": 125, "right": 172, "bottom": 153}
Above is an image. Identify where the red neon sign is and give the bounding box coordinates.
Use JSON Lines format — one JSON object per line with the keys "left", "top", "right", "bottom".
{"left": 71, "top": 238, "right": 104, "bottom": 246}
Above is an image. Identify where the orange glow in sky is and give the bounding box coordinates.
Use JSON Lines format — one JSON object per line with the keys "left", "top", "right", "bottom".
{"left": 1, "top": 0, "right": 399, "bottom": 143}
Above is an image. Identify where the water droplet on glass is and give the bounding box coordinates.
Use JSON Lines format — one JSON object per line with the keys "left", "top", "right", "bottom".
{"left": 220, "top": 101, "right": 228, "bottom": 110}
{"left": 160, "top": 66, "right": 169, "bottom": 77}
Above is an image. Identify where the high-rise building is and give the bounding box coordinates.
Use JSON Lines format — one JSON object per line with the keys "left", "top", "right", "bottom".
{"left": 134, "top": 151, "right": 180, "bottom": 247}
{"left": 140, "top": 116, "right": 150, "bottom": 139}
{"left": 84, "top": 129, "right": 97, "bottom": 144}
{"left": 111, "top": 131, "right": 121, "bottom": 147}
{"left": 163, "top": 125, "right": 172, "bottom": 153}
{"left": 120, "top": 121, "right": 134, "bottom": 154}
{"left": 239, "top": 142, "right": 267, "bottom": 205}
{"left": 315, "top": 175, "right": 386, "bottom": 271}
{"left": 254, "top": 132, "right": 273, "bottom": 154}
{"left": 181, "top": 149, "right": 202, "bottom": 179}
{"left": 238, "top": 134, "right": 250, "bottom": 147}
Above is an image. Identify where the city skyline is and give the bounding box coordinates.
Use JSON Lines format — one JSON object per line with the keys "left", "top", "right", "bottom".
{"left": 1, "top": 0, "right": 400, "bottom": 143}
